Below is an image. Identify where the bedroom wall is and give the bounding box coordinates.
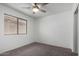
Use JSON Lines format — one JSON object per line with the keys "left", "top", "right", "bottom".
{"left": 35, "top": 11, "right": 74, "bottom": 51}
{"left": 72, "top": 3, "right": 78, "bottom": 54}
{"left": 78, "top": 6, "right": 79, "bottom": 56}
{"left": 73, "top": 9, "right": 78, "bottom": 53}
{"left": 0, "top": 4, "right": 35, "bottom": 53}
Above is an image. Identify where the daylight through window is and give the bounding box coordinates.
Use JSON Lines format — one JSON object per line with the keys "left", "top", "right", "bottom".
{"left": 4, "top": 14, "right": 27, "bottom": 35}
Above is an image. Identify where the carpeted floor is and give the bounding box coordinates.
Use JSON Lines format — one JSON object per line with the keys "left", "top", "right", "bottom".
{"left": 0, "top": 42, "right": 78, "bottom": 56}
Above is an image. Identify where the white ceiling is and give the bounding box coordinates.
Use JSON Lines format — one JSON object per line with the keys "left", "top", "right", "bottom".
{"left": 3, "top": 3, "right": 74, "bottom": 19}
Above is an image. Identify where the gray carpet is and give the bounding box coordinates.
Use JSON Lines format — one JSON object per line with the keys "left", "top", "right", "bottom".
{"left": 0, "top": 42, "right": 78, "bottom": 56}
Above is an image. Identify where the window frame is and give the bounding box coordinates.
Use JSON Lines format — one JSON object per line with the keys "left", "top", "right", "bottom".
{"left": 4, "top": 13, "right": 27, "bottom": 35}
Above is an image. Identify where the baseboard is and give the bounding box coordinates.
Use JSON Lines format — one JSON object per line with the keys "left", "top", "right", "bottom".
{"left": 34, "top": 42, "right": 72, "bottom": 52}
{"left": 0, "top": 41, "right": 34, "bottom": 54}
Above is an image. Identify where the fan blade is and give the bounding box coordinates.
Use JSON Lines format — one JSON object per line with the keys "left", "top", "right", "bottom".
{"left": 22, "top": 7, "right": 31, "bottom": 9}
{"left": 42, "top": 3, "right": 48, "bottom": 6}
{"left": 39, "top": 9, "right": 46, "bottom": 13}
{"left": 37, "top": 3, "right": 48, "bottom": 6}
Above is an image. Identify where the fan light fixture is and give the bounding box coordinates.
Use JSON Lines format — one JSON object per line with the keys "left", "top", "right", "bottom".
{"left": 22, "top": 3, "right": 47, "bottom": 14}
{"left": 33, "top": 7, "right": 39, "bottom": 12}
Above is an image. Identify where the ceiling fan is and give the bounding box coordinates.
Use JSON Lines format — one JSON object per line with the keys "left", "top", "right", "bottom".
{"left": 22, "top": 3, "right": 48, "bottom": 14}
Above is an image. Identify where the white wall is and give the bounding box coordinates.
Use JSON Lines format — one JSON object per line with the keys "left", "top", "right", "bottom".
{"left": 72, "top": 3, "right": 79, "bottom": 54}
{"left": 78, "top": 6, "right": 79, "bottom": 55}
{"left": 36, "top": 11, "right": 74, "bottom": 51}
{"left": 0, "top": 4, "right": 35, "bottom": 53}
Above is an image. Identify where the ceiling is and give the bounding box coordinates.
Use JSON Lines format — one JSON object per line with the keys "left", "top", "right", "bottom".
{"left": 3, "top": 3, "right": 74, "bottom": 19}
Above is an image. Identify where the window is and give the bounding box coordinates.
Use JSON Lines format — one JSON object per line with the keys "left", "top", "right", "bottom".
{"left": 18, "top": 19, "right": 27, "bottom": 34}
{"left": 4, "top": 14, "right": 27, "bottom": 35}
